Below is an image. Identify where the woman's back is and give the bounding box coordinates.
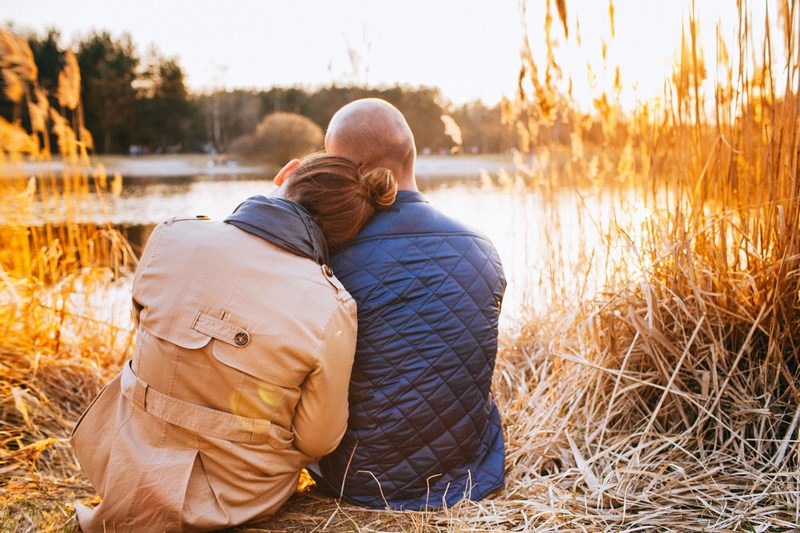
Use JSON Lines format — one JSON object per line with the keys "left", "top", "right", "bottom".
{"left": 71, "top": 153, "right": 397, "bottom": 531}
{"left": 73, "top": 214, "right": 357, "bottom": 531}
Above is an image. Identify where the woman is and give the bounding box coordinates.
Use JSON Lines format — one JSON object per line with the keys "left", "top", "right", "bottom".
{"left": 71, "top": 153, "right": 397, "bottom": 532}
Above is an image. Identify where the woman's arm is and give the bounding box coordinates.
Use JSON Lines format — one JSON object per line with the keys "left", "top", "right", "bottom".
{"left": 291, "top": 298, "right": 357, "bottom": 459}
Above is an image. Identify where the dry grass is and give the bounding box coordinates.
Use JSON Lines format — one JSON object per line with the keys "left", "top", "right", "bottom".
{"left": 3, "top": 0, "right": 800, "bottom": 530}
{"left": 0, "top": 29, "right": 133, "bottom": 532}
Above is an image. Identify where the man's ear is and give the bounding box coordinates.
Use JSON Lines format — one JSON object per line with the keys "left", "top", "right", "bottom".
{"left": 274, "top": 159, "right": 300, "bottom": 186}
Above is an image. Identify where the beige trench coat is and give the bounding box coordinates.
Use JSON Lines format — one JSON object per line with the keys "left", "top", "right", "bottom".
{"left": 71, "top": 216, "right": 357, "bottom": 532}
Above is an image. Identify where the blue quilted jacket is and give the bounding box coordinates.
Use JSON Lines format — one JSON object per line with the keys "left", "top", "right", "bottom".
{"left": 316, "top": 190, "right": 506, "bottom": 509}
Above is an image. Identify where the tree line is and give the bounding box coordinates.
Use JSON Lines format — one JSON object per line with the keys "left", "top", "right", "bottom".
{"left": 3, "top": 28, "right": 516, "bottom": 156}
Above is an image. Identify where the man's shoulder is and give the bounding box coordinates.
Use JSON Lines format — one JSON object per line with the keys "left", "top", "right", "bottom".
{"left": 355, "top": 199, "right": 488, "bottom": 243}
{"left": 333, "top": 203, "right": 504, "bottom": 283}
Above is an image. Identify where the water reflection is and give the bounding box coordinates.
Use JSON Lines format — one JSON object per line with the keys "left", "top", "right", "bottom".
{"left": 5, "top": 171, "right": 650, "bottom": 328}
{"left": 113, "top": 178, "right": 275, "bottom": 224}
{"left": 116, "top": 175, "right": 556, "bottom": 326}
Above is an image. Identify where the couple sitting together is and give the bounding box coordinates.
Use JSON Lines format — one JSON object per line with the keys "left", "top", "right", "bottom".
{"left": 71, "top": 98, "right": 507, "bottom": 531}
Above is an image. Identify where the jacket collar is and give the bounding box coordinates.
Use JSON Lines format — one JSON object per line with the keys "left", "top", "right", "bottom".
{"left": 224, "top": 195, "right": 329, "bottom": 265}
{"left": 395, "top": 189, "right": 428, "bottom": 204}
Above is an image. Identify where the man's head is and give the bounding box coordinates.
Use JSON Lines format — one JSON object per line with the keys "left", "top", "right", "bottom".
{"left": 325, "top": 98, "right": 417, "bottom": 191}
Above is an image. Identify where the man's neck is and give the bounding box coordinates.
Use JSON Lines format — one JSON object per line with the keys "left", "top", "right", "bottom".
{"left": 397, "top": 178, "right": 419, "bottom": 191}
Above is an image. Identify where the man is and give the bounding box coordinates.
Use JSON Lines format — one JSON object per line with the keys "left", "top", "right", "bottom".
{"left": 313, "top": 98, "right": 507, "bottom": 510}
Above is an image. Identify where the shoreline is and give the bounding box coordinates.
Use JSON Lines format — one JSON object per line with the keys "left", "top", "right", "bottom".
{"left": 1, "top": 153, "right": 516, "bottom": 180}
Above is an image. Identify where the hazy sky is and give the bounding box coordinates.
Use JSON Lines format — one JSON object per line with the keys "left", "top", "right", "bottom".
{"left": 3, "top": 0, "right": 755, "bottom": 108}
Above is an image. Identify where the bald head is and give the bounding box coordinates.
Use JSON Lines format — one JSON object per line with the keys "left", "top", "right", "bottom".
{"left": 325, "top": 98, "right": 417, "bottom": 190}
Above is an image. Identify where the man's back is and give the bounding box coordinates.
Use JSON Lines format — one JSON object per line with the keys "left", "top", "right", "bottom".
{"left": 317, "top": 190, "right": 506, "bottom": 509}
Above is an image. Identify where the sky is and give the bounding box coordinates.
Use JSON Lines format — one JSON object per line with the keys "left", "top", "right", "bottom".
{"left": 2, "top": 0, "right": 761, "bottom": 109}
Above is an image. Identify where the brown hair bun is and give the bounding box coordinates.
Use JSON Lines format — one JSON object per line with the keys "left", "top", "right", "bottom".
{"left": 359, "top": 166, "right": 398, "bottom": 210}
{"left": 283, "top": 153, "right": 398, "bottom": 251}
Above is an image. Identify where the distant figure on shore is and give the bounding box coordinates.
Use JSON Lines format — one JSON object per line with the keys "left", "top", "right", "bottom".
{"left": 71, "top": 153, "right": 397, "bottom": 531}
{"left": 311, "top": 98, "right": 507, "bottom": 509}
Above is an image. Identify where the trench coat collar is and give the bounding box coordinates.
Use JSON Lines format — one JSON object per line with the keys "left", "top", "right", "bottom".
{"left": 224, "top": 195, "right": 329, "bottom": 265}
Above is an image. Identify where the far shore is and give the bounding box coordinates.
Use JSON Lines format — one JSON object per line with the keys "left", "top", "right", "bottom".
{"left": 2, "top": 153, "right": 517, "bottom": 181}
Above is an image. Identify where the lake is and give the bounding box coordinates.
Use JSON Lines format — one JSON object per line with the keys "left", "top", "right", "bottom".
{"left": 4, "top": 155, "right": 647, "bottom": 329}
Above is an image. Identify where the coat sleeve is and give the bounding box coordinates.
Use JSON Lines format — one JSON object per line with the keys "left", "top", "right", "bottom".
{"left": 291, "top": 298, "right": 357, "bottom": 459}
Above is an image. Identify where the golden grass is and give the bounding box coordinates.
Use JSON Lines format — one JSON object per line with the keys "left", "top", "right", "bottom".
{"left": 0, "top": 29, "right": 133, "bottom": 531}
{"left": 3, "top": 0, "right": 800, "bottom": 530}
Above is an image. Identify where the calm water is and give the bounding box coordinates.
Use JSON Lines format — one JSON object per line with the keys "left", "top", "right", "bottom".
{"left": 109, "top": 175, "right": 547, "bottom": 326}
{"left": 7, "top": 169, "right": 650, "bottom": 328}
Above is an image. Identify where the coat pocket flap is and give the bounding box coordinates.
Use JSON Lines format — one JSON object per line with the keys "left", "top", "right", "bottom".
{"left": 192, "top": 311, "right": 250, "bottom": 347}
{"left": 139, "top": 308, "right": 211, "bottom": 350}
{"left": 189, "top": 312, "right": 286, "bottom": 383}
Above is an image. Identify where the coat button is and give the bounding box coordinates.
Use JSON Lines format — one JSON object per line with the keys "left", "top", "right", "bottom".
{"left": 234, "top": 332, "right": 249, "bottom": 346}
{"left": 323, "top": 265, "right": 334, "bottom": 277}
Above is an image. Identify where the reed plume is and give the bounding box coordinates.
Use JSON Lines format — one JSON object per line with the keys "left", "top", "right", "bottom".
{"left": 0, "top": 29, "right": 134, "bottom": 531}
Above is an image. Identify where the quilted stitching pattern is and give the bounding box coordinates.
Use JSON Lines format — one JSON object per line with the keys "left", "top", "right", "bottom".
{"left": 317, "top": 192, "right": 506, "bottom": 510}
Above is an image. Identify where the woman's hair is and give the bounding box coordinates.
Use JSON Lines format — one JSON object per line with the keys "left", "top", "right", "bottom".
{"left": 284, "top": 152, "right": 398, "bottom": 251}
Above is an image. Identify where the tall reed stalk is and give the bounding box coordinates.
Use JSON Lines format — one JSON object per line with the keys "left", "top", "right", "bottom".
{"left": 0, "top": 29, "right": 133, "bottom": 530}
{"left": 491, "top": 0, "right": 800, "bottom": 529}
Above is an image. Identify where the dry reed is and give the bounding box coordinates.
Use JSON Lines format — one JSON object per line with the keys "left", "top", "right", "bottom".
{"left": 0, "top": 29, "right": 133, "bottom": 531}
{"left": 487, "top": 0, "right": 800, "bottom": 530}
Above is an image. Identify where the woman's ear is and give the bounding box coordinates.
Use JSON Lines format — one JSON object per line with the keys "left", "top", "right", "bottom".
{"left": 274, "top": 159, "right": 301, "bottom": 186}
